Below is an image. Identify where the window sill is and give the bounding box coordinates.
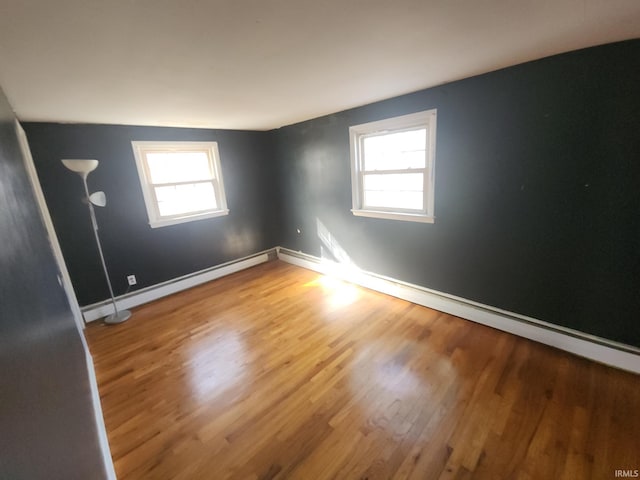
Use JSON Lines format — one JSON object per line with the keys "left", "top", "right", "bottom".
{"left": 149, "top": 209, "right": 230, "bottom": 228}
{"left": 351, "top": 209, "right": 435, "bottom": 224}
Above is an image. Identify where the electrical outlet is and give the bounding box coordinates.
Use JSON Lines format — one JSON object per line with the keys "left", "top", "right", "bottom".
{"left": 127, "top": 275, "right": 137, "bottom": 286}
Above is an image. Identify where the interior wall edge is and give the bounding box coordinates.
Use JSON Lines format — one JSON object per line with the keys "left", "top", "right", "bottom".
{"left": 83, "top": 350, "right": 117, "bottom": 480}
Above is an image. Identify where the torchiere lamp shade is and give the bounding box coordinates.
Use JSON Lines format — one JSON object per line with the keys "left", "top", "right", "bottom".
{"left": 61, "top": 159, "right": 99, "bottom": 176}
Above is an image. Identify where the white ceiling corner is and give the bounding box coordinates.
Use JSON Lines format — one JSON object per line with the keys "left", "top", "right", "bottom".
{"left": 0, "top": 0, "right": 638, "bottom": 130}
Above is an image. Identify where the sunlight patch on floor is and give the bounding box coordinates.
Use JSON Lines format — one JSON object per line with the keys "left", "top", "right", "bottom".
{"left": 186, "top": 330, "right": 247, "bottom": 402}
{"left": 304, "top": 275, "right": 361, "bottom": 309}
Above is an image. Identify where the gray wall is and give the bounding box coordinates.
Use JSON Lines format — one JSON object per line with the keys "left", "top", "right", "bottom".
{"left": 0, "top": 87, "right": 109, "bottom": 478}
{"left": 21, "top": 40, "right": 640, "bottom": 350}
{"left": 24, "top": 124, "right": 279, "bottom": 306}
{"left": 274, "top": 40, "right": 640, "bottom": 347}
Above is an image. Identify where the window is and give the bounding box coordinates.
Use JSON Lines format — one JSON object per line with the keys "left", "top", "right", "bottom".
{"left": 349, "top": 109, "right": 437, "bottom": 223}
{"left": 131, "top": 141, "right": 229, "bottom": 228}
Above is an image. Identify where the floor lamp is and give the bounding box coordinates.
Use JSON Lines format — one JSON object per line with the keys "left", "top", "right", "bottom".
{"left": 61, "top": 159, "right": 131, "bottom": 324}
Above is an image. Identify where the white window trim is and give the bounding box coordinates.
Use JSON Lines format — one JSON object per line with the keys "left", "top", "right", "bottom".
{"left": 349, "top": 109, "right": 437, "bottom": 223}
{"left": 131, "top": 141, "right": 229, "bottom": 228}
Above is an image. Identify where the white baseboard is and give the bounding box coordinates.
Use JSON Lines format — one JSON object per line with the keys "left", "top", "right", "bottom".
{"left": 82, "top": 250, "right": 274, "bottom": 322}
{"left": 84, "top": 349, "right": 117, "bottom": 480}
{"left": 276, "top": 247, "right": 640, "bottom": 374}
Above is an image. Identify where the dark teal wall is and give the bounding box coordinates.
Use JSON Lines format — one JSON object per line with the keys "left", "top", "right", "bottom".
{"left": 23, "top": 40, "right": 639, "bottom": 347}
{"left": 0, "top": 89, "right": 108, "bottom": 477}
{"left": 274, "top": 40, "right": 640, "bottom": 347}
{"left": 24, "top": 124, "right": 279, "bottom": 305}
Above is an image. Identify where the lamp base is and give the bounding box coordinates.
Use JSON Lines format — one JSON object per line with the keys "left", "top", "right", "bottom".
{"left": 104, "top": 310, "right": 132, "bottom": 325}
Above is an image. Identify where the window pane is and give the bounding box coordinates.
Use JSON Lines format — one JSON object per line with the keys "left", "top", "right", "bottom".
{"left": 155, "top": 182, "right": 217, "bottom": 217}
{"left": 363, "top": 173, "right": 424, "bottom": 210}
{"left": 363, "top": 173, "right": 423, "bottom": 191}
{"left": 364, "top": 190, "right": 424, "bottom": 210}
{"left": 363, "top": 129, "right": 426, "bottom": 171}
{"left": 146, "top": 151, "right": 213, "bottom": 184}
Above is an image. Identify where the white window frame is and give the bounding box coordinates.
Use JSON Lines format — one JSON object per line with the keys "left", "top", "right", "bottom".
{"left": 131, "top": 141, "right": 229, "bottom": 228}
{"left": 349, "top": 109, "right": 437, "bottom": 223}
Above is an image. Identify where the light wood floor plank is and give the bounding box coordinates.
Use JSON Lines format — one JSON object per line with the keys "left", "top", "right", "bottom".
{"left": 85, "top": 261, "right": 640, "bottom": 479}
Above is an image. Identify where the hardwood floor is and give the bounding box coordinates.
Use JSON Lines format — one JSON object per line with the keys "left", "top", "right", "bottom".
{"left": 85, "top": 260, "right": 640, "bottom": 479}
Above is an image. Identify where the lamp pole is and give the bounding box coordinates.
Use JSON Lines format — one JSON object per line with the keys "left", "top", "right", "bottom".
{"left": 62, "top": 159, "right": 131, "bottom": 325}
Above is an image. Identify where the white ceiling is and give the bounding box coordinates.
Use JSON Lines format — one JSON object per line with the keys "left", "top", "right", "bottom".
{"left": 0, "top": 0, "right": 638, "bottom": 131}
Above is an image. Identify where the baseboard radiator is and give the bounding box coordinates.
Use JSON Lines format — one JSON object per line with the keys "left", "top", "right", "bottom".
{"left": 276, "top": 247, "right": 640, "bottom": 374}
{"left": 82, "top": 248, "right": 276, "bottom": 322}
